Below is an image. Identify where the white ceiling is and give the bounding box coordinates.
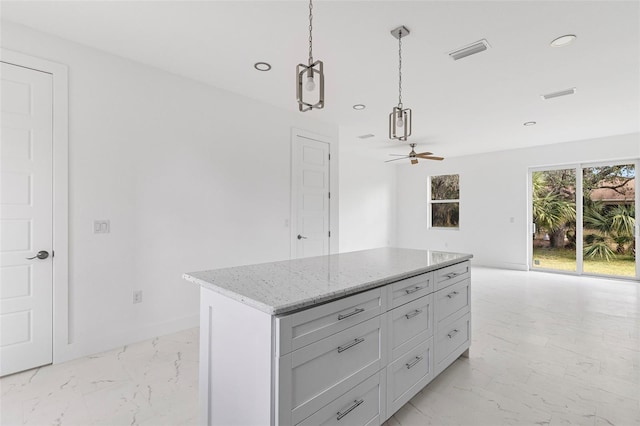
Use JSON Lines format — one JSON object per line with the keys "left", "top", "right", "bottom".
{"left": 2, "top": 1, "right": 639, "bottom": 158}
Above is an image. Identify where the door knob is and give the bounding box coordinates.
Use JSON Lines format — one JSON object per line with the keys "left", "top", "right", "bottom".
{"left": 26, "top": 250, "right": 49, "bottom": 260}
{"left": 297, "top": 234, "right": 307, "bottom": 240}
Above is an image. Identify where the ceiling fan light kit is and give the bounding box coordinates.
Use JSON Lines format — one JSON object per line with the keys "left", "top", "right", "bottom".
{"left": 296, "top": 0, "right": 325, "bottom": 112}
{"left": 389, "top": 25, "right": 412, "bottom": 141}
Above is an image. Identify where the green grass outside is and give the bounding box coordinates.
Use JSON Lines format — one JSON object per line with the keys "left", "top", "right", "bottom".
{"left": 532, "top": 248, "right": 635, "bottom": 277}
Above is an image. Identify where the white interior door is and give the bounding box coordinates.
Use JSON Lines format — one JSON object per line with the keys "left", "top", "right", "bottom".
{"left": 292, "top": 134, "right": 330, "bottom": 258}
{"left": 0, "top": 62, "right": 54, "bottom": 376}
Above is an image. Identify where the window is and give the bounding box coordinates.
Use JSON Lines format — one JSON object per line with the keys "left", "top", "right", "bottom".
{"left": 429, "top": 174, "right": 459, "bottom": 228}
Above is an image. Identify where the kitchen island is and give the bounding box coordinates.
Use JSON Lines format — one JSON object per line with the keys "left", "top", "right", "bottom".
{"left": 184, "top": 247, "right": 472, "bottom": 426}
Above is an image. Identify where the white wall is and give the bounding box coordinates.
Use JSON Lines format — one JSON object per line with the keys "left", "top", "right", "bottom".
{"left": 338, "top": 135, "right": 396, "bottom": 253}
{"left": 395, "top": 133, "right": 640, "bottom": 270}
{"left": 1, "top": 22, "right": 338, "bottom": 361}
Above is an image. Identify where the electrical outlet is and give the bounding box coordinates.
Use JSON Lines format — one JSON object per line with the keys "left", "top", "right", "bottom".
{"left": 94, "top": 220, "right": 110, "bottom": 234}
{"left": 133, "top": 290, "right": 143, "bottom": 304}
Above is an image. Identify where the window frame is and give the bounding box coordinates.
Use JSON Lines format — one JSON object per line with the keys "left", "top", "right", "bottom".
{"left": 428, "top": 174, "right": 460, "bottom": 230}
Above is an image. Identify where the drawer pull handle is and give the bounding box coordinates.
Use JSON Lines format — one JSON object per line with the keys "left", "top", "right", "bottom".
{"left": 447, "top": 329, "right": 460, "bottom": 339}
{"left": 445, "top": 272, "right": 460, "bottom": 279}
{"left": 405, "top": 356, "right": 423, "bottom": 369}
{"left": 404, "top": 286, "right": 423, "bottom": 294}
{"left": 337, "top": 337, "right": 365, "bottom": 353}
{"left": 446, "top": 291, "right": 459, "bottom": 299}
{"left": 338, "top": 308, "right": 365, "bottom": 320}
{"left": 405, "top": 309, "right": 423, "bottom": 319}
{"left": 336, "top": 399, "right": 364, "bottom": 421}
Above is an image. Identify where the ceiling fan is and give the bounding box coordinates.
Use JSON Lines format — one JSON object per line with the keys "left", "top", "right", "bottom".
{"left": 385, "top": 143, "right": 444, "bottom": 165}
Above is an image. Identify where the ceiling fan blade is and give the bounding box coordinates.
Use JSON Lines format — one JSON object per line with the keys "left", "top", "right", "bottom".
{"left": 388, "top": 154, "right": 409, "bottom": 157}
{"left": 385, "top": 157, "right": 409, "bottom": 163}
{"left": 411, "top": 159, "right": 419, "bottom": 165}
{"left": 416, "top": 152, "right": 433, "bottom": 156}
{"left": 416, "top": 155, "right": 444, "bottom": 161}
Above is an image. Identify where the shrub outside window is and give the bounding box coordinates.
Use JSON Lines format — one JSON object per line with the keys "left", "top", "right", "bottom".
{"left": 429, "top": 174, "right": 459, "bottom": 228}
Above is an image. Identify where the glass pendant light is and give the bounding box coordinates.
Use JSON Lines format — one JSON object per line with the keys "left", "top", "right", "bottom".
{"left": 296, "top": 0, "right": 325, "bottom": 111}
{"left": 389, "top": 26, "right": 412, "bottom": 141}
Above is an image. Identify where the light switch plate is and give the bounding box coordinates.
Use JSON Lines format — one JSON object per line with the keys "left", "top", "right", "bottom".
{"left": 94, "top": 220, "right": 110, "bottom": 234}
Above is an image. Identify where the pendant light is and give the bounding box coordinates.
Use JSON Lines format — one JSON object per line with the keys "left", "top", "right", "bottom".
{"left": 389, "top": 26, "right": 412, "bottom": 141}
{"left": 296, "top": 0, "right": 325, "bottom": 111}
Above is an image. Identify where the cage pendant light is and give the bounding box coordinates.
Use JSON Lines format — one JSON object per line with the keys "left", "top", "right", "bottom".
{"left": 389, "top": 26, "right": 412, "bottom": 141}
{"left": 296, "top": 0, "right": 324, "bottom": 111}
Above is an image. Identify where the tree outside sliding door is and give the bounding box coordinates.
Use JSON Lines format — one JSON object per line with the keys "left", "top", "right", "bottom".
{"left": 582, "top": 164, "right": 635, "bottom": 277}
{"left": 531, "top": 161, "right": 638, "bottom": 279}
{"left": 531, "top": 168, "right": 577, "bottom": 272}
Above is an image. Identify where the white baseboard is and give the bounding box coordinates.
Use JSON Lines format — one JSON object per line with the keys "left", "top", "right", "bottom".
{"left": 471, "top": 260, "right": 528, "bottom": 271}
{"left": 53, "top": 313, "right": 199, "bottom": 364}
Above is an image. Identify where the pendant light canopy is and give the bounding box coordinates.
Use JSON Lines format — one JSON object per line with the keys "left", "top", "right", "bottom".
{"left": 389, "top": 26, "right": 412, "bottom": 141}
{"left": 296, "top": 0, "right": 325, "bottom": 112}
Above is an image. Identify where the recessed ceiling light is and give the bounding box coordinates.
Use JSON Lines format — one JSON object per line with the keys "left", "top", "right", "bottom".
{"left": 353, "top": 104, "right": 366, "bottom": 110}
{"left": 550, "top": 34, "right": 577, "bottom": 47}
{"left": 254, "top": 62, "right": 271, "bottom": 71}
{"left": 523, "top": 121, "right": 537, "bottom": 126}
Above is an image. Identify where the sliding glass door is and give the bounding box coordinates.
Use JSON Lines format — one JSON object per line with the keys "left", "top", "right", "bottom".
{"left": 582, "top": 163, "right": 636, "bottom": 278}
{"left": 531, "top": 168, "right": 577, "bottom": 272}
{"left": 531, "top": 160, "right": 639, "bottom": 279}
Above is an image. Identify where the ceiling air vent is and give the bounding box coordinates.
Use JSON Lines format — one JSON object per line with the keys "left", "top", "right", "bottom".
{"left": 358, "top": 134, "right": 375, "bottom": 139}
{"left": 448, "top": 39, "right": 490, "bottom": 60}
{"left": 541, "top": 88, "right": 577, "bottom": 100}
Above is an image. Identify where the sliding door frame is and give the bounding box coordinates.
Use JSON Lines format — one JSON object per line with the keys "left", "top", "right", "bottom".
{"left": 528, "top": 159, "right": 639, "bottom": 281}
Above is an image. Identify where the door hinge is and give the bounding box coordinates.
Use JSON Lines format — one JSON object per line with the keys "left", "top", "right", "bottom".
{"left": 328, "top": 153, "right": 331, "bottom": 161}
{"left": 328, "top": 231, "right": 331, "bottom": 238}
{"left": 328, "top": 192, "right": 331, "bottom": 199}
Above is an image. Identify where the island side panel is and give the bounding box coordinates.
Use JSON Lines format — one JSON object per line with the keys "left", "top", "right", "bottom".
{"left": 199, "top": 288, "right": 274, "bottom": 426}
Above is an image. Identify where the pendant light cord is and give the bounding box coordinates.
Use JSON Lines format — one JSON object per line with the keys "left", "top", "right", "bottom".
{"left": 308, "top": 0, "right": 314, "bottom": 65}
{"left": 398, "top": 30, "right": 403, "bottom": 108}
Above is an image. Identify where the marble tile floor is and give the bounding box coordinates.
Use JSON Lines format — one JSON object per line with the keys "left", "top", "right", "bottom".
{"left": 1, "top": 267, "right": 639, "bottom": 425}
{"left": 1, "top": 328, "right": 200, "bottom": 426}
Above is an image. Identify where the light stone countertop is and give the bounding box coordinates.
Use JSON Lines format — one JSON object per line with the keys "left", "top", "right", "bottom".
{"left": 183, "top": 247, "right": 472, "bottom": 316}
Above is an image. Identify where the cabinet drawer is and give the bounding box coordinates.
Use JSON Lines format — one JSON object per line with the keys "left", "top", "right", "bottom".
{"left": 434, "top": 279, "right": 470, "bottom": 327}
{"left": 387, "top": 272, "right": 433, "bottom": 309}
{"left": 435, "top": 312, "right": 470, "bottom": 372}
{"left": 277, "top": 288, "right": 384, "bottom": 355}
{"left": 388, "top": 294, "right": 433, "bottom": 361}
{"left": 434, "top": 261, "right": 470, "bottom": 291}
{"left": 386, "top": 337, "right": 434, "bottom": 415}
{"left": 297, "top": 372, "right": 383, "bottom": 426}
{"left": 279, "top": 315, "right": 386, "bottom": 425}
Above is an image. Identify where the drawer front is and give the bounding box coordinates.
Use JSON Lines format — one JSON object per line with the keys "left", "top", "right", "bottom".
{"left": 280, "top": 315, "right": 386, "bottom": 424}
{"left": 277, "top": 288, "right": 384, "bottom": 355}
{"left": 434, "top": 261, "right": 470, "bottom": 291}
{"left": 434, "top": 279, "right": 470, "bottom": 327}
{"left": 388, "top": 272, "right": 433, "bottom": 309}
{"left": 386, "top": 337, "right": 434, "bottom": 415}
{"left": 435, "top": 312, "right": 471, "bottom": 368}
{"left": 297, "top": 372, "right": 383, "bottom": 426}
{"left": 389, "top": 294, "right": 433, "bottom": 361}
